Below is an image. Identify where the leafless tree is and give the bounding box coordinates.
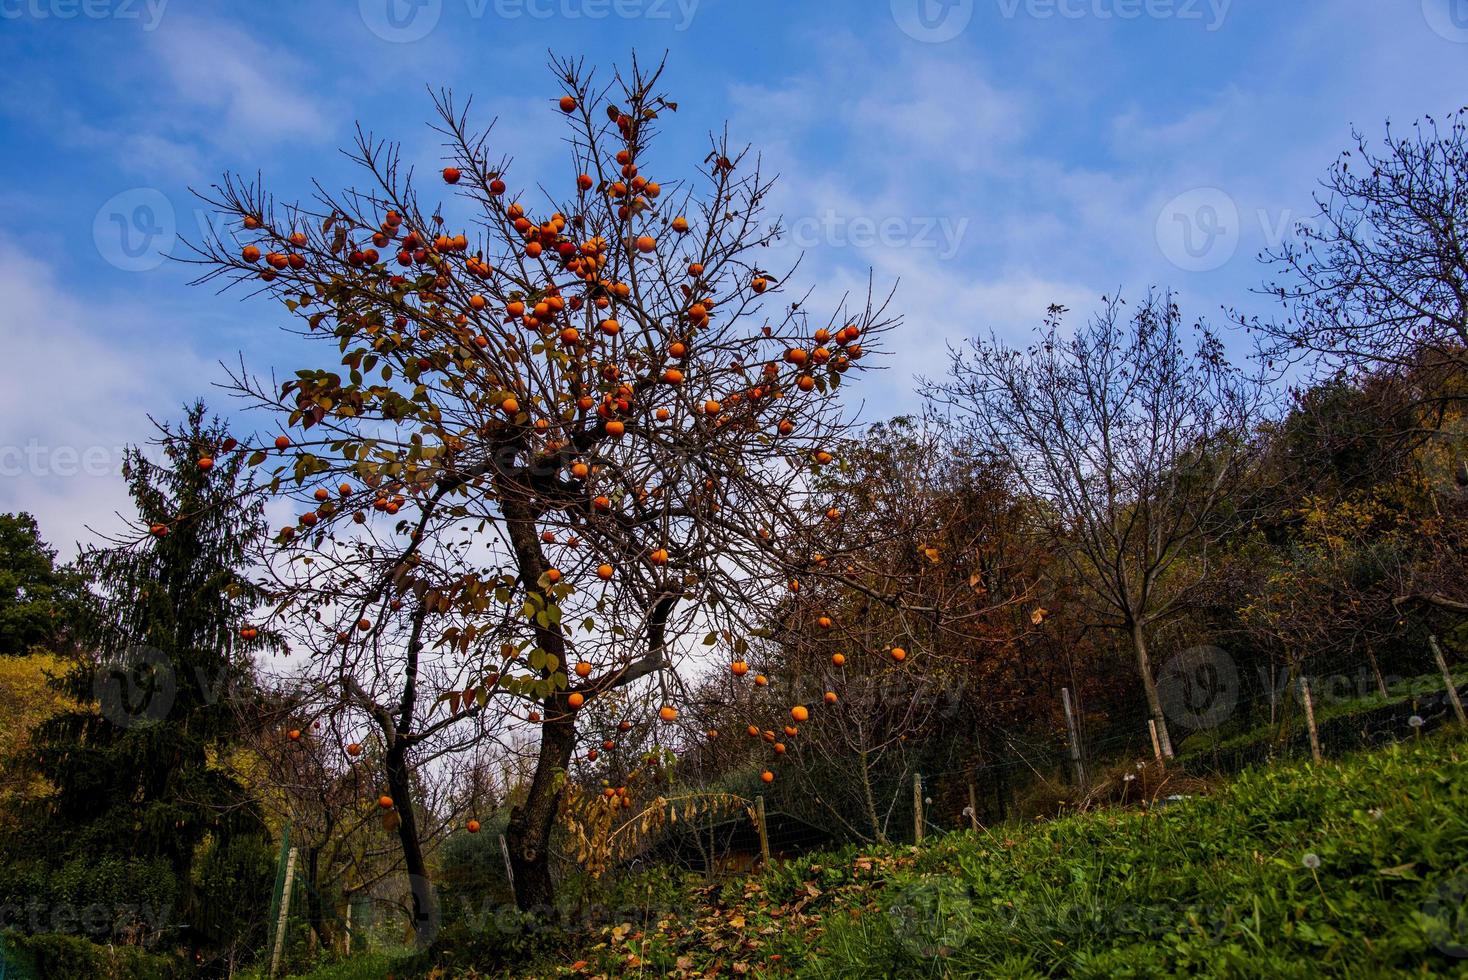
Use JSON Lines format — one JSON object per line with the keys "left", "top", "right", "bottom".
{"left": 924, "top": 293, "right": 1266, "bottom": 757}
{"left": 1242, "top": 108, "right": 1468, "bottom": 387}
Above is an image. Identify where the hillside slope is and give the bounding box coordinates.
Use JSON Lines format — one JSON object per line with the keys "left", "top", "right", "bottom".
{"left": 280, "top": 734, "right": 1468, "bottom": 978}
{"left": 517, "top": 734, "right": 1468, "bottom": 978}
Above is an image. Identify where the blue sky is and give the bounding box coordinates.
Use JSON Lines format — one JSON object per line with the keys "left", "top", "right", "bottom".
{"left": 1, "top": 0, "right": 1465, "bottom": 552}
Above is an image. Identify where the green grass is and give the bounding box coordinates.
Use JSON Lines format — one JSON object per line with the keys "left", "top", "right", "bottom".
{"left": 1175, "top": 665, "right": 1466, "bottom": 771}
{"left": 511, "top": 732, "right": 1468, "bottom": 978}
{"left": 283, "top": 732, "right": 1468, "bottom": 977}
{"left": 262, "top": 951, "right": 412, "bottom": 980}
{"left": 800, "top": 737, "right": 1468, "bottom": 977}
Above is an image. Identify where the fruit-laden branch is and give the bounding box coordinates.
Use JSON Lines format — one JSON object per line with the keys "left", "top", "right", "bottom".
{"left": 190, "top": 54, "right": 901, "bottom": 912}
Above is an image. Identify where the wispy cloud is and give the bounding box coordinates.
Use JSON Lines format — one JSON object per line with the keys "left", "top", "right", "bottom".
{"left": 147, "top": 19, "right": 335, "bottom": 153}
{"left": 0, "top": 240, "right": 209, "bottom": 554}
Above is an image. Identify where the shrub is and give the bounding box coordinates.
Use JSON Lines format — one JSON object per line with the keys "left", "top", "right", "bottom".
{"left": 0, "top": 931, "right": 182, "bottom": 980}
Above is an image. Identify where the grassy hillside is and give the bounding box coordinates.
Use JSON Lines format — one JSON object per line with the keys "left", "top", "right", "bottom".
{"left": 285, "top": 732, "right": 1468, "bottom": 978}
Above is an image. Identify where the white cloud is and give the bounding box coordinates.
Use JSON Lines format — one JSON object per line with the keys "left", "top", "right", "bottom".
{"left": 0, "top": 241, "right": 209, "bottom": 557}
{"left": 145, "top": 19, "right": 335, "bottom": 154}
{"left": 717, "top": 36, "right": 1102, "bottom": 418}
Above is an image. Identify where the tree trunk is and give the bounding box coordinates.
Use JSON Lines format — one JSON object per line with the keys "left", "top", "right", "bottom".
{"left": 1131, "top": 622, "right": 1174, "bottom": 758}
{"left": 856, "top": 744, "right": 887, "bottom": 845}
{"left": 496, "top": 487, "right": 580, "bottom": 911}
{"left": 506, "top": 704, "right": 576, "bottom": 910}
{"left": 383, "top": 746, "right": 437, "bottom": 947}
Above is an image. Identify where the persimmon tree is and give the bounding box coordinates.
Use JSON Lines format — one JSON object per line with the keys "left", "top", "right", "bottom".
{"left": 745, "top": 418, "right": 1042, "bottom": 840}
{"left": 661, "top": 419, "right": 1045, "bottom": 843}
{"left": 191, "top": 56, "right": 894, "bottom": 932}
{"left": 228, "top": 707, "right": 472, "bottom": 952}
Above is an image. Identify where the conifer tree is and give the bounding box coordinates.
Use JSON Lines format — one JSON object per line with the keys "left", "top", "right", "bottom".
{"left": 13, "top": 403, "right": 275, "bottom": 964}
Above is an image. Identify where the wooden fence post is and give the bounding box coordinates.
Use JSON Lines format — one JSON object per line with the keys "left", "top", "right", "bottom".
{"left": 1300, "top": 676, "right": 1322, "bottom": 763}
{"left": 1429, "top": 635, "right": 1467, "bottom": 726}
{"left": 967, "top": 781, "right": 980, "bottom": 831}
{"left": 1147, "top": 719, "right": 1165, "bottom": 769}
{"left": 755, "top": 796, "right": 771, "bottom": 868}
{"left": 268, "top": 846, "right": 298, "bottom": 980}
{"left": 913, "top": 773, "right": 924, "bottom": 843}
{"left": 1062, "top": 688, "right": 1087, "bottom": 790}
